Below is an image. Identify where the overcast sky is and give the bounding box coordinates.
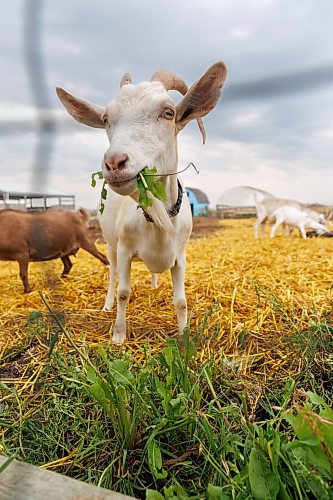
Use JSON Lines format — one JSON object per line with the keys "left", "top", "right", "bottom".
{"left": 1, "top": 0, "right": 333, "bottom": 208}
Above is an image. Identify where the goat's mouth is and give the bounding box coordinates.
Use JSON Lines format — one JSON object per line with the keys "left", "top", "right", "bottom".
{"left": 107, "top": 174, "right": 138, "bottom": 195}
{"left": 108, "top": 175, "right": 136, "bottom": 187}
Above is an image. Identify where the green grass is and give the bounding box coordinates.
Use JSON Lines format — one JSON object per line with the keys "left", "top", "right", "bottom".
{"left": 0, "top": 309, "right": 332, "bottom": 499}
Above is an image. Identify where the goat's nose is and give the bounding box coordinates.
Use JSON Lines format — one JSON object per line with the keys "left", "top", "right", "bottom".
{"left": 104, "top": 154, "right": 129, "bottom": 172}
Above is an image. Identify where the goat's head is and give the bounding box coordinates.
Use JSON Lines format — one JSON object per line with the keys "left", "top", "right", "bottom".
{"left": 56, "top": 62, "right": 227, "bottom": 197}
{"left": 306, "top": 208, "right": 326, "bottom": 225}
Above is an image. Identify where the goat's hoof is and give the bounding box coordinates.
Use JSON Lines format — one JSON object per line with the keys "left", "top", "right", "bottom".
{"left": 112, "top": 334, "right": 126, "bottom": 345}
{"left": 102, "top": 304, "right": 113, "bottom": 312}
{"left": 112, "top": 328, "right": 126, "bottom": 345}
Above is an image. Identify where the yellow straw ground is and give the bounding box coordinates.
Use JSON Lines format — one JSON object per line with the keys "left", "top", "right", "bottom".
{"left": 0, "top": 218, "right": 332, "bottom": 395}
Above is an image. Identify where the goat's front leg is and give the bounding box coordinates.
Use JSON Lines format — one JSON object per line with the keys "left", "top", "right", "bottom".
{"left": 151, "top": 273, "right": 158, "bottom": 289}
{"left": 18, "top": 257, "right": 31, "bottom": 293}
{"left": 171, "top": 252, "right": 187, "bottom": 335}
{"left": 254, "top": 219, "right": 264, "bottom": 238}
{"left": 112, "top": 245, "right": 132, "bottom": 345}
{"left": 298, "top": 224, "right": 307, "bottom": 239}
{"left": 103, "top": 245, "right": 117, "bottom": 311}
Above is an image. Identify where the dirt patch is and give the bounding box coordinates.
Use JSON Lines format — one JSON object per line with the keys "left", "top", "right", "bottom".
{"left": 0, "top": 336, "right": 42, "bottom": 380}
{"left": 89, "top": 216, "right": 223, "bottom": 242}
{"left": 191, "top": 217, "right": 223, "bottom": 238}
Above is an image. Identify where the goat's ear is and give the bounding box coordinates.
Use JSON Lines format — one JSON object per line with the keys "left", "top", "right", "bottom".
{"left": 56, "top": 87, "right": 106, "bottom": 129}
{"left": 175, "top": 62, "right": 227, "bottom": 132}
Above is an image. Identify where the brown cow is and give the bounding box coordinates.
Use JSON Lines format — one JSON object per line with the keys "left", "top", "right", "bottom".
{"left": 0, "top": 208, "right": 108, "bottom": 292}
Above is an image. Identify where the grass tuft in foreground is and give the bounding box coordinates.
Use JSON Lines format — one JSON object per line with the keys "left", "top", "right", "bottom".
{"left": 1, "top": 311, "right": 332, "bottom": 499}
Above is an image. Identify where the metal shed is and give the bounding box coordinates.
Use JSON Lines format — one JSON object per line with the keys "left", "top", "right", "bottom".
{"left": 0, "top": 185, "right": 75, "bottom": 212}
{"left": 216, "top": 186, "right": 273, "bottom": 219}
{"left": 185, "top": 187, "right": 209, "bottom": 216}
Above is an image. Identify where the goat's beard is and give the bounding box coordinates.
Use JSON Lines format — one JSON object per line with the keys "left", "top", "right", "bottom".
{"left": 145, "top": 196, "right": 175, "bottom": 233}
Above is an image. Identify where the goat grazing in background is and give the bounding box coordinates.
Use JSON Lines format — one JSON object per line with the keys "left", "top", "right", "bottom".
{"left": 254, "top": 197, "right": 325, "bottom": 238}
{"left": 270, "top": 206, "right": 328, "bottom": 239}
{"left": 56, "top": 62, "right": 227, "bottom": 344}
{"left": 0, "top": 208, "right": 108, "bottom": 293}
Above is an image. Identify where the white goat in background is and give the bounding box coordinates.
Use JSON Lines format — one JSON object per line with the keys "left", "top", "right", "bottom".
{"left": 254, "top": 197, "right": 325, "bottom": 238}
{"left": 270, "top": 206, "right": 328, "bottom": 239}
{"left": 56, "top": 62, "right": 227, "bottom": 344}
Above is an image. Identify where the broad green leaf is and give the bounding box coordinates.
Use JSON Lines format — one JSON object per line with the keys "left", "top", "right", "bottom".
{"left": 87, "top": 381, "right": 110, "bottom": 415}
{"left": 91, "top": 170, "right": 103, "bottom": 187}
{"left": 101, "top": 185, "right": 107, "bottom": 200}
{"left": 283, "top": 411, "right": 313, "bottom": 441}
{"left": 163, "top": 485, "right": 174, "bottom": 498}
{"left": 137, "top": 167, "right": 167, "bottom": 209}
{"left": 248, "top": 447, "right": 279, "bottom": 500}
{"left": 308, "top": 391, "right": 333, "bottom": 420}
{"left": 98, "top": 349, "right": 135, "bottom": 386}
{"left": 148, "top": 439, "right": 162, "bottom": 470}
{"left": 146, "top": 490, "right": 165, "bottom": 500}
{"left": 283, "top": 406, "right": 333, "bottom": 473}
{"left": 207, "top": 484, "right": 231, "bottom": 499}
{"left": 170, "top": 483, "right": 189, "bottom": 499}
{"left": 138, "top": 177, "right": 153, "bottom": 209}
{"left": 170, "top": 397, "right": 183, "bottom": 408}
{"left": 110, "top": 359, "right": 136, "bottom": 386}
{"left": 85, "top": 364, "right": 97, "bottom": 383}
{"left": 90, "top": 171, "right": 107, "bottom": 212}
{"left": 147, "top": 439, "right": 167, "bottom": 479}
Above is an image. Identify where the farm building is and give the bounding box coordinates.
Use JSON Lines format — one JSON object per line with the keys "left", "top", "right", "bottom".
{"left": 0, "top": 185, "right": 75, "bottom": 212}
{"left": 216, "top": 185, "right": 273, "bottom": 218}
{"left": 185, "top": 187, "right": 209, "bottom": 216}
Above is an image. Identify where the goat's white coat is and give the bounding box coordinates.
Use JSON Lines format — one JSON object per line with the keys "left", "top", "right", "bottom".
{"left": 56, "top": 63, "right": 227, "bottom": 344}
{"left": 254, "top": 197, "right": 325, "bottom": 238}
{"left": 270, "top": 206, "right": 328, "bottom": 239}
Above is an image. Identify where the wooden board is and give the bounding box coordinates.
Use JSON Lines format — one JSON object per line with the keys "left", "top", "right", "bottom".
{"left": 0, "top": 455, "right": 136, "bottom": 500}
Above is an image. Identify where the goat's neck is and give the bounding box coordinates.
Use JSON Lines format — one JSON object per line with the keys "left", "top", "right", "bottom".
{"left": 160, "top": 148, "right": 179, "bottom": 208}
{"left": 139, "top": 156, "right": 180, "bottom": 232}
{"left": 163, "top": 174, "right": 179, "bottom": 209}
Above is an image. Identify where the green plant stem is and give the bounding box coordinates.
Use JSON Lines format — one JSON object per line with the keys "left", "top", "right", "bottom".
{"left": 202, "top": 367, "right": 222, "bottom": 411}
{"left": 138, "top": 171, "right": 149, "bottom": 189}
{"left": 38, "top": 292, "right": 98, "bottom": 375}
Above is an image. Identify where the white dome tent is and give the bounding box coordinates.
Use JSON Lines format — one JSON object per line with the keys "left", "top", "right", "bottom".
{"left": 216, "top": 186, "right": 274, "bottom": 219}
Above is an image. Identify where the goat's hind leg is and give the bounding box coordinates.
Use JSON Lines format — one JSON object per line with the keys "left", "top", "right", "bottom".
{"left": 81, "top": 239, "right": 109, "bottom": 266}
{"left": 270, "top": 218, "right": 281, "bottom": 238}
{"left": 171, "top": 252, "right": 187, "bottom": 335}
{"left": 61, "top": 256, "right": 73, "bottom": 276}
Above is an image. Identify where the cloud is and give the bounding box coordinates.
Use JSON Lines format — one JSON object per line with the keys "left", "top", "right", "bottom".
{"left": 1, "top": 0, "right": 333, "bottom": 208}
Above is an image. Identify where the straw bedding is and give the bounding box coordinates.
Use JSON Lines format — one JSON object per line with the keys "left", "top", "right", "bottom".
{"left": 0, "top": 218, "right": 332, "bottom": 396}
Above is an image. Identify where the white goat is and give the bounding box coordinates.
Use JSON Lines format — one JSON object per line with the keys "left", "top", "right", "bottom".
{"left": 56, "top": 62, "right": 227, "bottom": 344}
{"left": 270, "top": 206, "right": 328, "bottom": 239}
{"left": 254, "top": 197, "right": 325, "bottom": 238}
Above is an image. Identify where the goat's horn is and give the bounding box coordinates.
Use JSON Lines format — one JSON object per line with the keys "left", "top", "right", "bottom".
{"left": 120, "top": 73, "right": 132, "bottom": 87}
{"left": 151, "top": 69, "right": 206, "bottom": 144}
{"left": 151, "top": 69, "right": 188, "bottom": 95}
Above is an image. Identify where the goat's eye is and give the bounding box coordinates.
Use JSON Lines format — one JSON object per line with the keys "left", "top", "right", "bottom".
{"left": 162, "top": 108, "right": 175, "bottom": 120}
{"left": 102, "top": 116, "right": 109, "bottom": 126}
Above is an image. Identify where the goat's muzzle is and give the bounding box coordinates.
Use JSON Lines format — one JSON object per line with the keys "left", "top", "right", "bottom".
{"left": 104, "top": 153, "right": 129, "bottom": 172}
